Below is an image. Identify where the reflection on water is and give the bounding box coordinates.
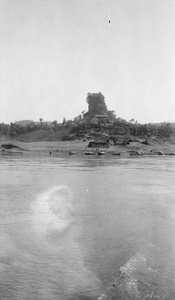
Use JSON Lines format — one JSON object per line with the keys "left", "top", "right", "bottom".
{"left": 0, "top": 154, "right": 175, "bottom": 299}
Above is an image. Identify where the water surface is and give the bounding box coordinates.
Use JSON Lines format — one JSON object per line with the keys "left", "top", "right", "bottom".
{"left": 0, "top": 154, "right": 175, "bottom": 299}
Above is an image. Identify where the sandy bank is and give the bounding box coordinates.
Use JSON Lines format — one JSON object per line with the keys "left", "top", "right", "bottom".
{"left": 1, "top": 136, "right": 175, "bottom": 157}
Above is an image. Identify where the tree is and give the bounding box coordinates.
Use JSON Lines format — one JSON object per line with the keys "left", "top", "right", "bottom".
{"left": 129, "top": 118, "right": 135, "bottom": 123}
{"left": 0, "top": 123, "right": 9, "bottom": 134}
{"left": 62, "top": 117, "right": 66, "bottom": 125}
{"left": 74, "top": 114, "right": 82, "bottom": 124}
{"left": 39, "top": 118, "right": 43, "bottom": 128}
{"left": 158, "top": 123, "right": 172, "bottom": 137}
{"left": 52, "top": 120, "right": 58, "bottom": 131}
{"left": 135, "top": 120, "right": 138, "bottom": 135}
{"left": 9, "top": 122, "right": 15, "bottom": 136}
{"left": 81, "top": 110, "right": 86, "bottom": 118}
{"left": 108, "top": 110, "right": 116, "bottom": 121}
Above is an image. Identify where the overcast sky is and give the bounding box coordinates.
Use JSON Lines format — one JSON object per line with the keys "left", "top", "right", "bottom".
{"left": 0, "top": 0, "right": 175, "bottom": 124}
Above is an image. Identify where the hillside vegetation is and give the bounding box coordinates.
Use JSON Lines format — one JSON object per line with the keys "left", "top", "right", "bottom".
{"left": 0, "top": 93, "right": 175, "bottom": 144}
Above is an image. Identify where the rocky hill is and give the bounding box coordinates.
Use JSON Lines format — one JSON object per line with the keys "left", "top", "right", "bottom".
{"left": 0, "top": 92, "right": 175, "bottom": 144}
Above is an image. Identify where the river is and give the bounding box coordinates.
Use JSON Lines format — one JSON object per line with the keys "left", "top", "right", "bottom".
{"left": 0, "top": 153, "right": 175, "bottom": 299}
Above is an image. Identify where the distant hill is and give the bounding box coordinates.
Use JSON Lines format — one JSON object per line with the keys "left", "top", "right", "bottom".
{"left": 15, "top": 120, "right": 33, "bottom": 126}
{"left": 0, "top": 93, "right": 175, "bottom": 143}
{"left": 15, "top": 120, "right": 52, "bottom": 127}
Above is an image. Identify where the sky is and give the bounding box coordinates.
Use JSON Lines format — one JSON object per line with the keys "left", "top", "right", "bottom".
{"left": 0, "top": 0, "right": 175, "bottom": 124}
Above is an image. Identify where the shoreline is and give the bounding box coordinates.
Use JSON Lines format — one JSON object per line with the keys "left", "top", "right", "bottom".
{"left": 1, "top": 137, "right": 175, "bottom": 156}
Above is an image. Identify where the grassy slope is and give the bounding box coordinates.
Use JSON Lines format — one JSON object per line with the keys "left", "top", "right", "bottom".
{"left": 17, "top": 128, "right": 68, "bottom": 142}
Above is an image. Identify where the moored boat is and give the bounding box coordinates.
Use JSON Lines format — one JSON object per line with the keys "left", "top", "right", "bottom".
{"left": 98, "top": 150, "right": 106, "bottom": 155}
{"left": 85, "top": 151, "right": 96, "bottom": 155}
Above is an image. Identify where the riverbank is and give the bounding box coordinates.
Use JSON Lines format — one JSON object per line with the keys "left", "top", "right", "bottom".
{"left": 1, "top": 135, "right": 175, "bottom": 156}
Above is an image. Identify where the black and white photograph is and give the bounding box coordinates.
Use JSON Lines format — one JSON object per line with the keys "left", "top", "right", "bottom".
{"left": 0, "top": 0, "right": 175, "bottom": 299}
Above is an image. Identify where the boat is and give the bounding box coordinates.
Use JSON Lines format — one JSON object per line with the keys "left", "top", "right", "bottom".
{"left": 85, "top": 151, "right": 96, "bottom": 155}
{"left": 98, "top": 150, "right": 106, "bottom": 155}
{"left": 69, "top": 151, "right": 76, "bottom": 155}
{"left": 112, "top": 152, "right": 121, "bottom": 156}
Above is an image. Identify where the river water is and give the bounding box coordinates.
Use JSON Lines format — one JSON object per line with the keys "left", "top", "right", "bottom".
{"left": 0, "top": 153, "right": 175, "bottom": 300}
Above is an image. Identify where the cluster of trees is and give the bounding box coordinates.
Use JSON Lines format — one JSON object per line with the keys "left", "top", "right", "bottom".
{"left": 0, "top": 120, "right": 54, "bottom": 137}
{"left": 0, "top": 119, "right": 173, "bottom": 139}
{"left": 0, "top": 92, "right": 174, "bottom": 139}
{"left": 0, "top": 120, "right": 173, "bottom": 139}
{"left": 0, "top": 122, "right": 37, "bottom": 136}
{"left": 129, "top": 122, "right": 173, "bottom": 137}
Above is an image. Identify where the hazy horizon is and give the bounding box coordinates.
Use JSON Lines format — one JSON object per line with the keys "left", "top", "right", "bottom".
{"left": 1, "top": 0, "right": 175, "bottom": 124}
